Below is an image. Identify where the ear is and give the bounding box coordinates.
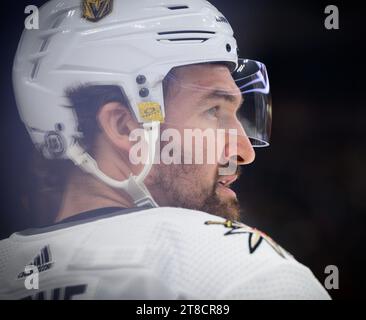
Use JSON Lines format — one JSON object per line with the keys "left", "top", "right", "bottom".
{"left": 96, "top": 102, "right": 139, "bottom": 153}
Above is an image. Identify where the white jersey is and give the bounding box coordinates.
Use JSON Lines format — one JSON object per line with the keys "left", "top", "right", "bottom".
{"left": 0, "top": 207, "right": 330, "bottom": 300}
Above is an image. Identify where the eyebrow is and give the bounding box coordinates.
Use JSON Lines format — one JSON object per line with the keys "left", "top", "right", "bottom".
{"left": 201, "top": 89, "right": 244, "bottom": 108}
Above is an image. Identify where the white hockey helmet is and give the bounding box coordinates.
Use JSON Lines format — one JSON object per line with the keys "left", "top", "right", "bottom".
{"left": 13, "top": 0, "right": 270, "bottom": 207}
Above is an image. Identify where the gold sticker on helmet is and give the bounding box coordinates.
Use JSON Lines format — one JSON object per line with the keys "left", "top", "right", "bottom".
{"left": 138, "top": 102, "right": 164, "bottom": 123}
{"left": 82, "top": 0, "right": 113, "bottom": 22}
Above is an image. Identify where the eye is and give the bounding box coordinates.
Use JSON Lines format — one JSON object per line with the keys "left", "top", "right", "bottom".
{"left": 205, "top": 106, "right": 220, "bottom": 119}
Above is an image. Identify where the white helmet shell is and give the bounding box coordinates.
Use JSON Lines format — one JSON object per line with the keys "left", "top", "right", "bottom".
{"left": 13, "top": 0, "right": 238, "bottom": 159}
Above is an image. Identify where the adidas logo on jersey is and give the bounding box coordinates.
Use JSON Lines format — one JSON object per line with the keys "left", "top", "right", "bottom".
{"left": 17, "top": 245, "right": 54, "bottom": 279}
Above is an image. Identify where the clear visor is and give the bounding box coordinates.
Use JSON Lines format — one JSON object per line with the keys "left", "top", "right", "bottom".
{"left": 162, "top": 58, "right": 272, "bottom": 147}
{"left": 233, "top": 59, "right": 272, "bottom": 147}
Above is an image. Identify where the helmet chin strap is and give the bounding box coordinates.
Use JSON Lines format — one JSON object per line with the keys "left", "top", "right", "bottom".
{"left": 66, "top": 122, "right": 160, "bottom": 208}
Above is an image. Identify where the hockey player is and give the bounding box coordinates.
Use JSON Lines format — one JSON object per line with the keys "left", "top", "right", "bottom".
{"left": 0, "top": 0, "right": 330, "bottom": 299}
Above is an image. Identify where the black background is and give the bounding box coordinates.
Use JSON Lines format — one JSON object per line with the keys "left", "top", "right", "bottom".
{"left": 0, "top": 0, "right": 365, "bottom": 299}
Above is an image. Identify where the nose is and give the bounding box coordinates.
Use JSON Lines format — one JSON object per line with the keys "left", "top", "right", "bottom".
{"left": 224, "top": 127, "right": 256, "bottom": 166}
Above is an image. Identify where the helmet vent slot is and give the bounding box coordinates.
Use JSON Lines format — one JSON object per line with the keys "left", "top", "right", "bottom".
{"left": 158, "top": 30, "right": 215, "bottom": 35}
{"left": 167, "top": 6, "right": 189, "bottom": 10}
{"left": 157, "top": 30, "right": 214, "bottom": 44}
{"left": 158, "top": 38, "right": 208, "bottom": 43}
{"left": 50, "top": 11, "right": 68, "bottom": 29}
{"left": 30, "top": 11, "right": 69, "bottom": 80}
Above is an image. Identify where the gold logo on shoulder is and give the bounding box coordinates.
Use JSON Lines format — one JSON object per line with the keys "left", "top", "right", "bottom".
{"left": 82, "top": 0, "right": 113, "bottom": 22}
{"left": 205, "top": 220, "right": 290, "bottom": 258}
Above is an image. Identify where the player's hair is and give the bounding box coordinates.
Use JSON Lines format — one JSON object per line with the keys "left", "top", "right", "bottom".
{"left": 66, "top": 85, "right": 127, "bottom": 153}
{"left": 66, "top": 75, "right": 174, "bottom": 154}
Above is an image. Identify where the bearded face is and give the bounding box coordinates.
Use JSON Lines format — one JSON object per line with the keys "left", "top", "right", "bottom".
{"left": 145, "top": 64, "right": 255, "bottom": 220}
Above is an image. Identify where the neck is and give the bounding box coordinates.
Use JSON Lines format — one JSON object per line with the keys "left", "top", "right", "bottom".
{"left": 55, "top": 167, "right": 132, "bottom": 223}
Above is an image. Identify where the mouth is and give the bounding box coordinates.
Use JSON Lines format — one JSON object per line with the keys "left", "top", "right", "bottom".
{"left": 216, "top": 175, "right": 238, "bottom": 198}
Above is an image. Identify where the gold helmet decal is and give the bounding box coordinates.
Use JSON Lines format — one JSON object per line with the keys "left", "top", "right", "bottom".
{"left": 82, "top": 0, "right": 113, "bottom": 22}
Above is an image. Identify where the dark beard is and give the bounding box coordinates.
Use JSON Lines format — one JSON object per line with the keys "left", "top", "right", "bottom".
{"left": 201, "top": 188, "right": 240, "bottom": 221}
{"left": 148, "top": 163, "right": 241, "bottom": 221}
